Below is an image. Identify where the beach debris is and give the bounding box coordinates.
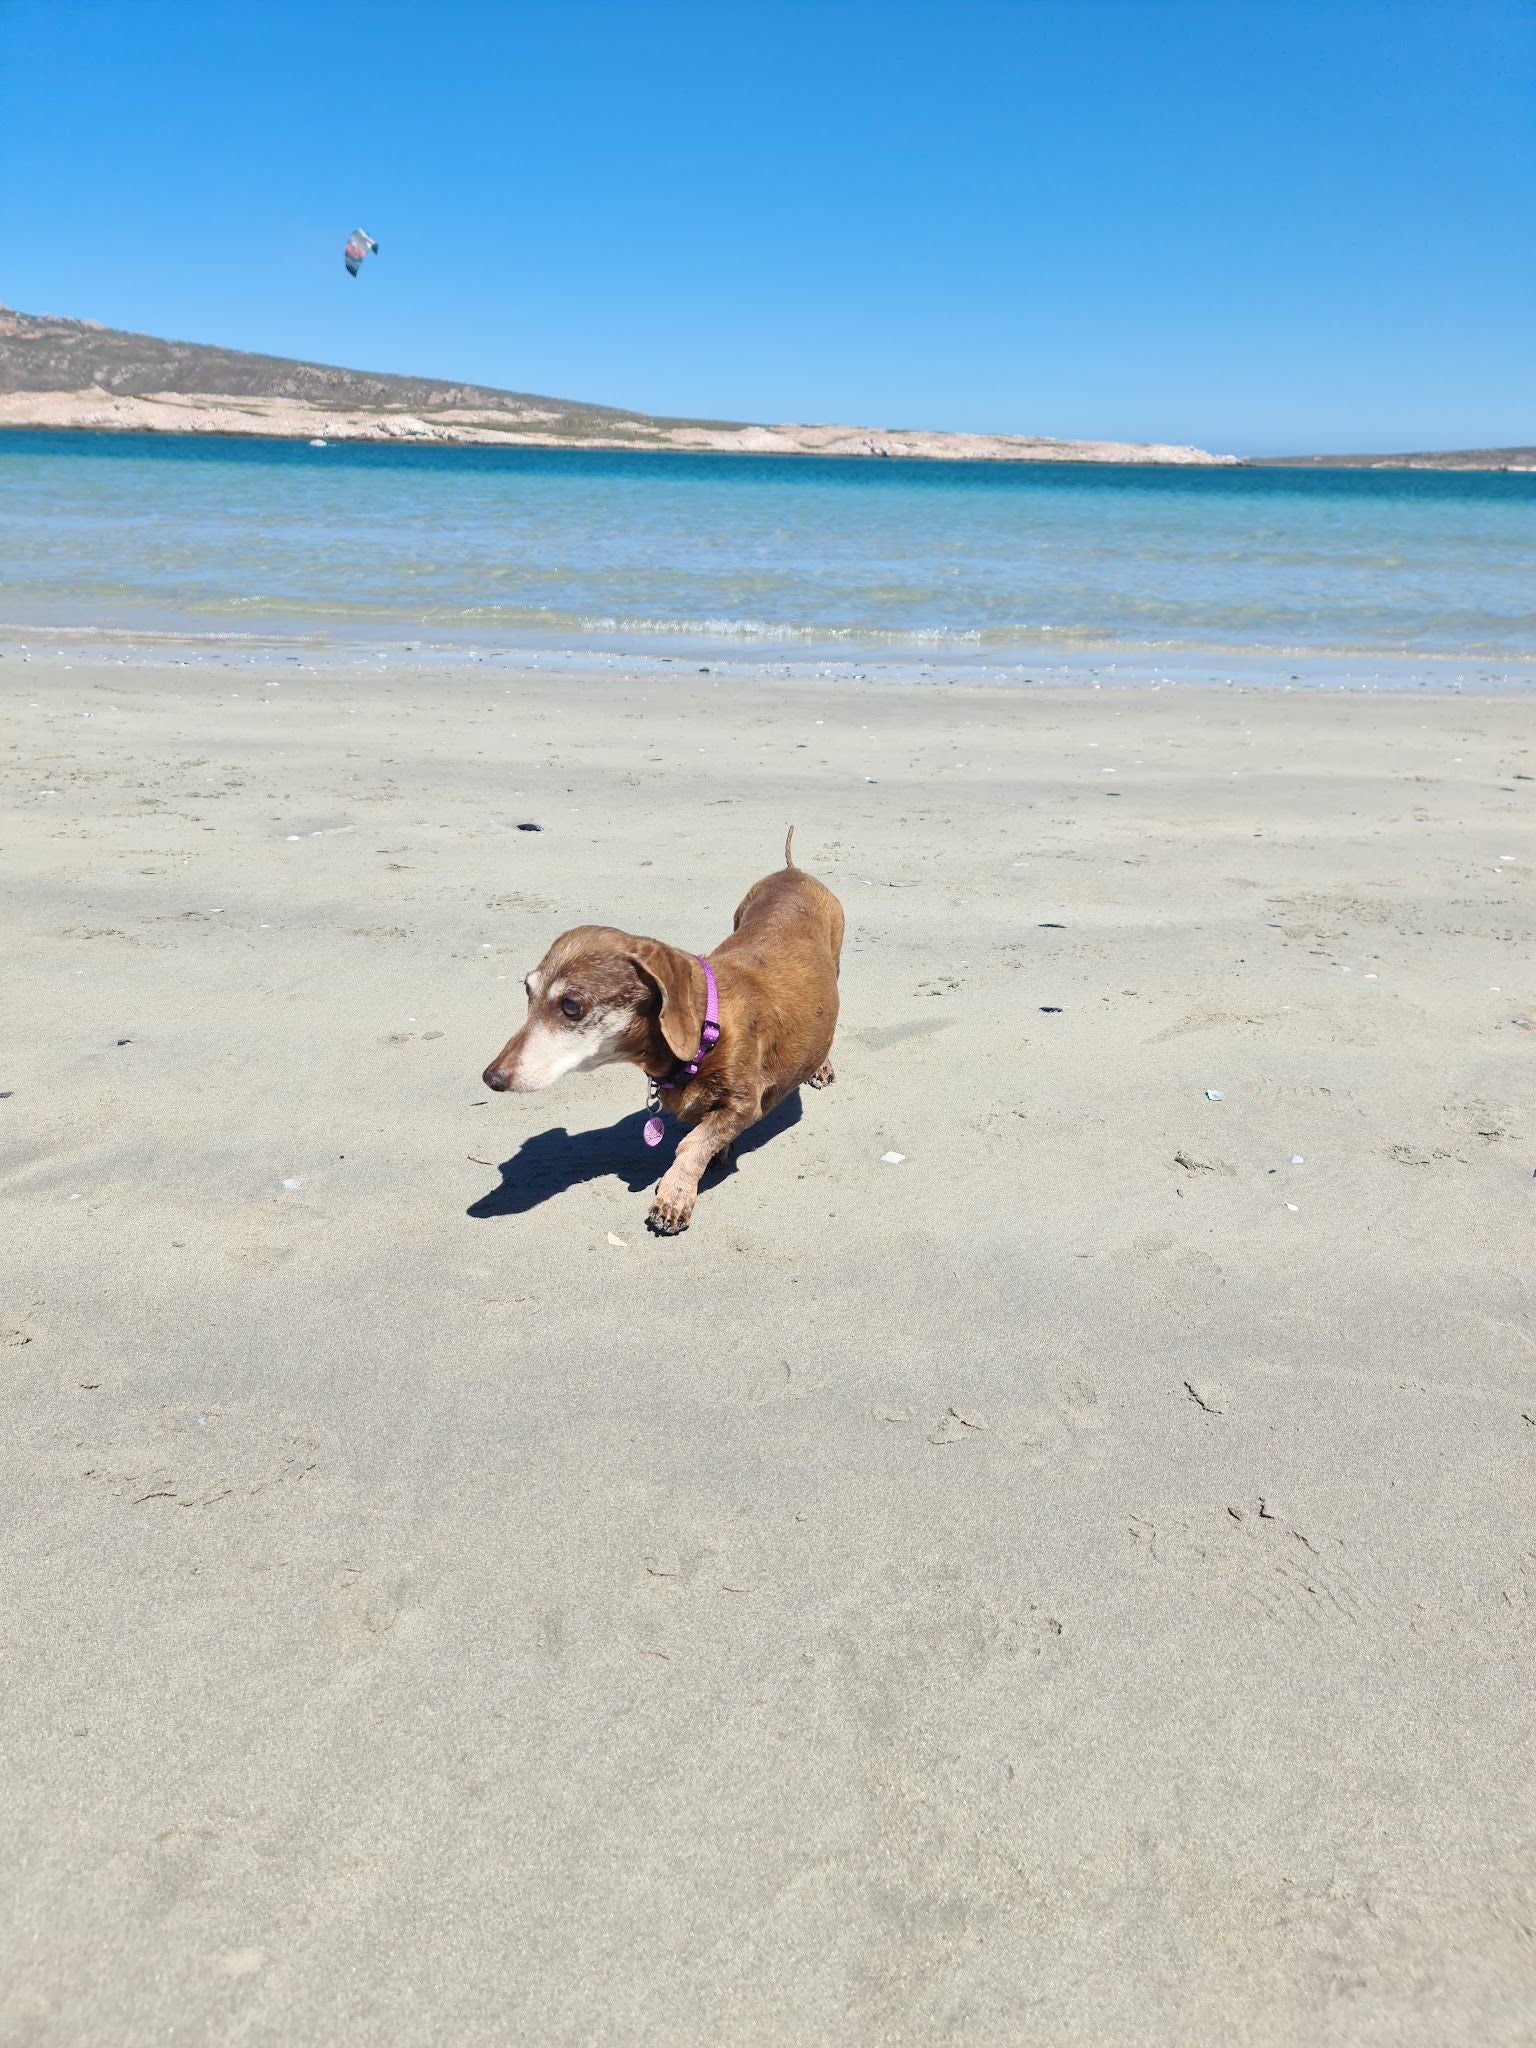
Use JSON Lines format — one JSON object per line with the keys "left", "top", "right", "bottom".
{"left": 929, "top": 1405, "right": 987, "bottom": 1444}
{"left": 1290, "top": 1155, "right": 1304, "bottom": 1165}
{"left": 1173, "top": 1150, "right": 1228, "bottom": 1174}
{"left": 1285, "top": 1202, "right": 1299, "bottom": 1211}
{"left": 516, "top": 821, "right": 543, "bottom": 832}
{"left": 1205, "top": 1088, "right": 1225, "bottom": 1101}
{"left": 607, "top": 1232, "right": 629, "bottom": 1247}
{"left": 1038, "top": 922, "right": 1066, "bottom": 929}
{"left": 281, "top": 1178, "right": 301, "bottom": 1190}
{"left": 1040, "top": 1005, "right": 1063, "bottom": 1013}
{"left": 874, "top": 1406, "right": 914, "bottom": 1423}
{"left": 466, "top": 1155, "right": 494, "bottom": 1167}
{"left": 881, "top": 1151, "right": 905, "bottom": 1164}
{"left": 343, "top": 228, "right": 379, "bottom": 278}
{"left": 1513, "top": 1017, "right": 1535, "bottom": 1031}
{"left": 1183, "top": 1379, "right": 1226, "bottom": 1414}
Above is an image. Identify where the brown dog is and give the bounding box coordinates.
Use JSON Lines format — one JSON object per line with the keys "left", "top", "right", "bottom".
{"left": 482, "top": 831, "right": 844, "bottom": 1234}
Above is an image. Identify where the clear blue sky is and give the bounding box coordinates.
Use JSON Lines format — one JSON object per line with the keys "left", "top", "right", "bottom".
{"left": 1, "top": 0, "right": 1530, "bottom": 453}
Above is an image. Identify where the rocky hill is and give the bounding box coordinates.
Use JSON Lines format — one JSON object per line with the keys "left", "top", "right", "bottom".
{"left": 0, "top": 305, "right": 711, "bottom": 436}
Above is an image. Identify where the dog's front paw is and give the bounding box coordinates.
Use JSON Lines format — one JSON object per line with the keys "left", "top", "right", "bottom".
{"left": 807, "top": 1060, "right": 836, "bottom": 1089}
{"left": 647, "top": 1181, "right": 695, "bottom": 1235}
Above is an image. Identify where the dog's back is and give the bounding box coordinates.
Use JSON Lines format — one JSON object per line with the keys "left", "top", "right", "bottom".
{"left": 715, "top": 831, "right": 843, "bottom": 1092}
{"left": 730, "top": 825, "right": 843, "bottom": 951}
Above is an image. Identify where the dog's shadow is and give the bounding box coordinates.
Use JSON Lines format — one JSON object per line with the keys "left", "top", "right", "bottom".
{"left": 467, "top": 1093, "right": 804, "bottom": 1219}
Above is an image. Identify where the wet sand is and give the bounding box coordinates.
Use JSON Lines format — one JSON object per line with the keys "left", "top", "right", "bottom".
{"left": 4, "top": 651, "right": 1534, "bottom": 2045}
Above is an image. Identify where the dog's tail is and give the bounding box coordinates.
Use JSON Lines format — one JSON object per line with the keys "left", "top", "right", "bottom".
{"left": 784, "top": 825, "right": 797, "bottom": 868}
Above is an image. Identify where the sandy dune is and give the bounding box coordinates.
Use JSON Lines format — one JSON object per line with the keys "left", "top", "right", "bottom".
{"left": 0, "top": 386, "right": 1235, "bottom": 463}
{"left": 3, "top": 651, "right": 1534, "bottom": 2044}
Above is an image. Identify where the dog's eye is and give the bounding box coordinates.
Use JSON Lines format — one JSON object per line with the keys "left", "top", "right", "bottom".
{"left": 559, "top": 997, "right": 584, "bottom": 1020}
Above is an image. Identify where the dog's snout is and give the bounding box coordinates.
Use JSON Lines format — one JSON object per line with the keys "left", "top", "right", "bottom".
{"left": 482, "top": 1063, "right": 511, "bottom": 1092}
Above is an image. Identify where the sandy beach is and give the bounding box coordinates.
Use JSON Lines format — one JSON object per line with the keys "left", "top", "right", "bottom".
{"left": 4, "top": 650, "right": 1534, "bottom": 2045}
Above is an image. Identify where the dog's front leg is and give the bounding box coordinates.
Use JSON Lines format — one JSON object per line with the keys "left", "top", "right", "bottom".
{"left": 648, "top": 1109, "right": 747, "bottom": 1236}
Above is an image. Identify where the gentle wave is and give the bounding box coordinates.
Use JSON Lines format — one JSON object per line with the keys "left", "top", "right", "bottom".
{"left": 2, "top": 429, "right": 1533, "bottom": 669}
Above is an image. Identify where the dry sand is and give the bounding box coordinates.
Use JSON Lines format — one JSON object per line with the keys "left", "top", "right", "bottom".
{"left": 3, "top": 651, "right": 1534, "bottom": 2046}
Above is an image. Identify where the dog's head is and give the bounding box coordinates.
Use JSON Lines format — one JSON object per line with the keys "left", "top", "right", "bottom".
{"left": 482, "top": 927, "right": 706, "bottom": 1093}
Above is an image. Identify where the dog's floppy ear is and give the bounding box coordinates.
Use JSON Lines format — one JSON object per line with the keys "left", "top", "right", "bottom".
{"left": 628, "top": 938, "right": 703, "bottom": 1065}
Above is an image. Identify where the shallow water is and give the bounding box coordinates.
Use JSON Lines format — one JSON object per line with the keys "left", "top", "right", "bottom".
{"left": 2, "top": 430, "right": 1532, "bottom": 675}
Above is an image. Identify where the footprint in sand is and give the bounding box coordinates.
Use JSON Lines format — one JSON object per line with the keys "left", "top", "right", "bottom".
{"left": 1127, "top": 1503, "right": 1374, "bottom": 1631}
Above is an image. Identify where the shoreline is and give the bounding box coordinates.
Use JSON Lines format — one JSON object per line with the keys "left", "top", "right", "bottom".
{"left": 7, "top": 413, "right": 1535, "bottom": 472}
{"left": 4, "top": 619, "right": 1533, "bottom": 693}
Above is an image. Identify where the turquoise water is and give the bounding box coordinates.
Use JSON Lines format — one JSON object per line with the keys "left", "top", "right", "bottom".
{"left": 1, "top": 429, "right": 1533, "bottom": 674}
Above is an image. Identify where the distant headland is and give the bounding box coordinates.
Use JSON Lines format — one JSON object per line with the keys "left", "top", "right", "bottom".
{"left": 0, "top": 307, "right": 1233, "bottom": 464}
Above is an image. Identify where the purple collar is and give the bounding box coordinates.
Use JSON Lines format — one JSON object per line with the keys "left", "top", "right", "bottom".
{"left": 644, "top": 956, "right": 719, "bottom": 1147}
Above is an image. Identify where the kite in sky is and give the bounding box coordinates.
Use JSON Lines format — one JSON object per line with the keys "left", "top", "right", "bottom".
{"left": 343, "top": 230, "right": 379, "bottom": 279}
